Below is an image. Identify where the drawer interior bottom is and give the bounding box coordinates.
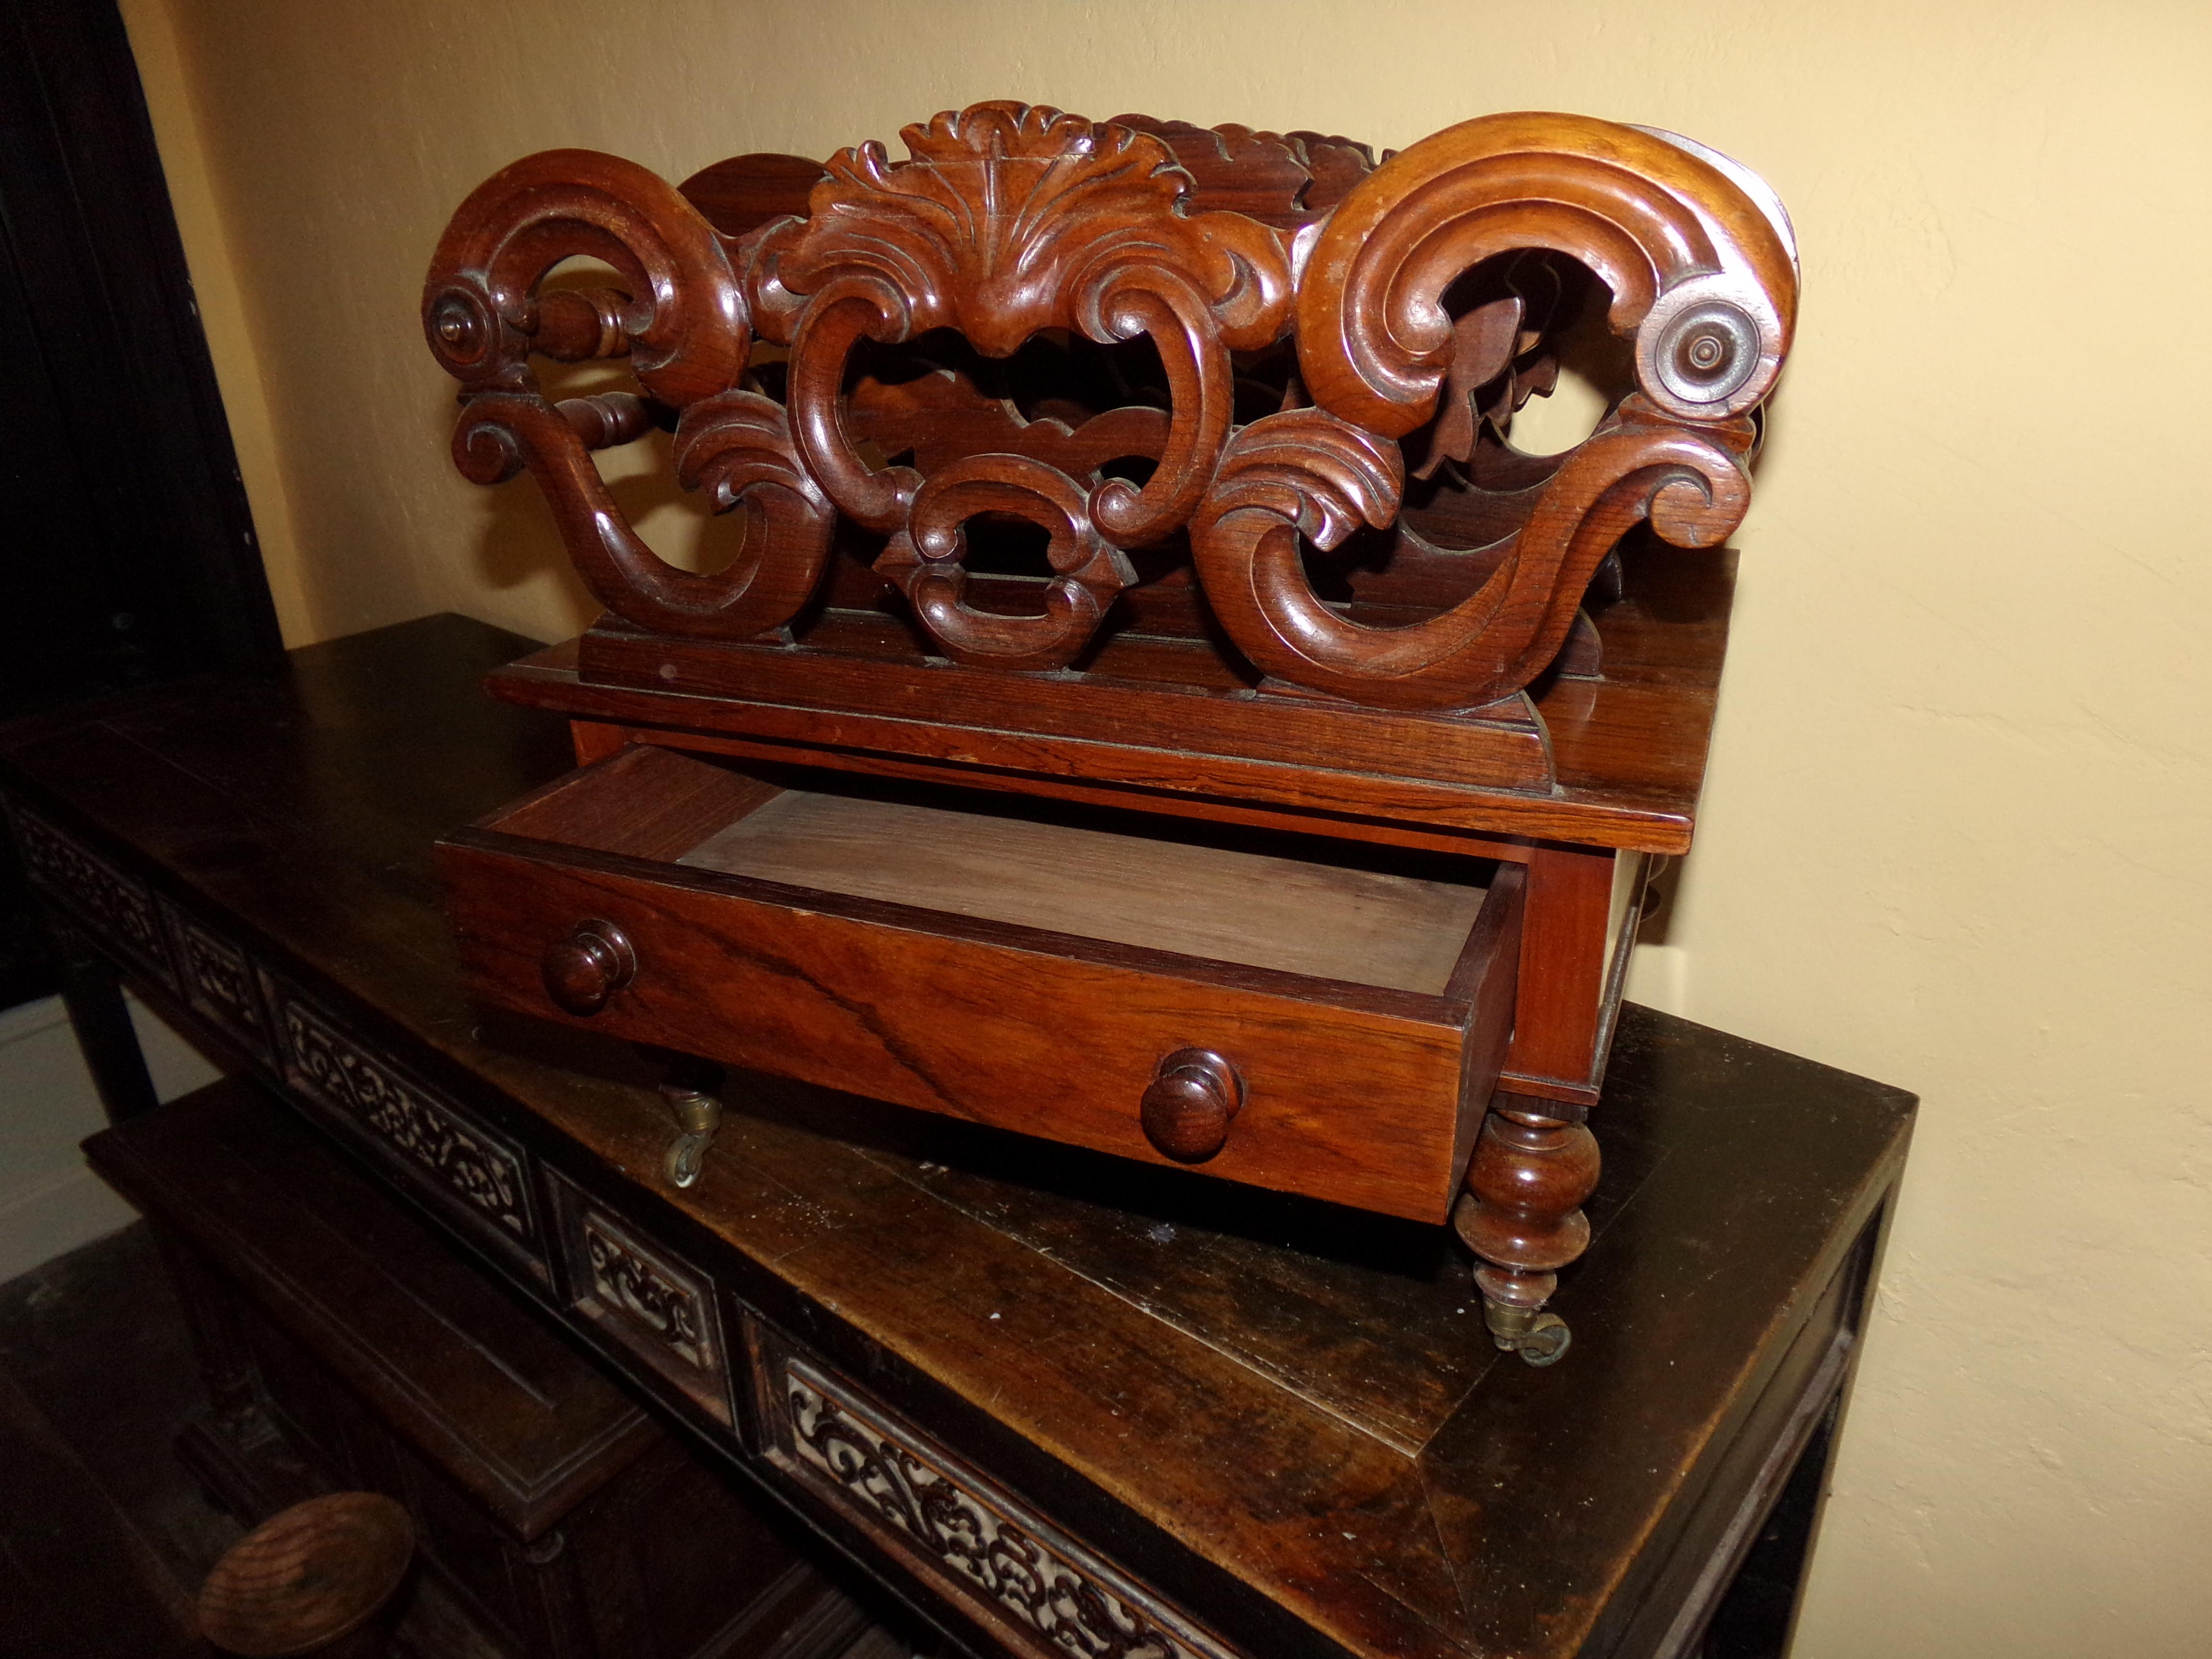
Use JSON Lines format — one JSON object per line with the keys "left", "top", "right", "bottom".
{"left": 673, "top": 787, "right": 1491, "bottom": 995}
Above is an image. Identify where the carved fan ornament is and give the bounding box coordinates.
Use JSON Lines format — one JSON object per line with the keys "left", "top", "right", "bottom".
{"left": 424, "top": 102, "right": 1797, "bottom": 706}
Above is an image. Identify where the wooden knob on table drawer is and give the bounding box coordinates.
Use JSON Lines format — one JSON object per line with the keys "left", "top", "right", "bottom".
{"left": 1141, "top": 1048, "right": 1243, "bottom": 1163}
{"left": 541, "top": 920, "right": 636, "bottom": 1015}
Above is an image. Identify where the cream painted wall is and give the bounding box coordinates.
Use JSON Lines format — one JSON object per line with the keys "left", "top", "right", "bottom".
{"left": 120, "top": 2, "right": 2212, "bottom": 1653}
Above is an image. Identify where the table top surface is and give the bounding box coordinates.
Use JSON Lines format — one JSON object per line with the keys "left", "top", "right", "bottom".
{"left": 0, "top": 614, "right": 1915, "bottom": 1659}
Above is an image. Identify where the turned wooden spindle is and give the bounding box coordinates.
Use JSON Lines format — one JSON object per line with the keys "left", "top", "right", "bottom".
{"left": 1452, "top": 1100, "right": 1601, "bottom": 1365}
{"left": 556, "top": 391, "right": 660, "bottom": 451}
{"left": 533, "top": 285, "right": 632, "bottom": 360}
{"left": 197, "top": 1492, "right": 414, "bottom": 1658}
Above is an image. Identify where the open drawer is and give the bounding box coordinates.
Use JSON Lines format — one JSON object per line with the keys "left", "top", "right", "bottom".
{"left": 438, "top": 743, "right": 1523, "bottom": 1223}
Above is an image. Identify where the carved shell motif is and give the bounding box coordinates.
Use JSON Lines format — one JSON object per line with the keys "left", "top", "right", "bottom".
{"left": 752, "top": 102, "right": 1287, "bottom": 355}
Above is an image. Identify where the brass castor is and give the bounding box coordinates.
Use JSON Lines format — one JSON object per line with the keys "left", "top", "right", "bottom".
{"left": 198, "top": 1491, "right": 414, "bottom": 1657}
{"left": 1484, "top": 1301, "right": 1573, "bottom": 1368}
{"left": 660, "top": 1082, "right": 724, "bottom": 1189}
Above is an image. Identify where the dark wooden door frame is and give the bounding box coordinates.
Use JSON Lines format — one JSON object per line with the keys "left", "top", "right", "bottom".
{"left": 0, "top": 0, "right": 284, "bottom": 1010}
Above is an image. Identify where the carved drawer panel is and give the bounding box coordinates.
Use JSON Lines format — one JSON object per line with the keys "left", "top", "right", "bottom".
{"left": 263, "top": 971, "right": 545, "bottom": 1280}
{"left": 547, "top": 1171, "right": 733, "bottom": 1426}
{"left": 159, "top": 900, "right": 274, "bottom": 1063}
{"left": 757, "top": 1340, "right": 1239, "bottom": 1659}
{"left": 7, "top": 802, "right": 177, "bottom": 988}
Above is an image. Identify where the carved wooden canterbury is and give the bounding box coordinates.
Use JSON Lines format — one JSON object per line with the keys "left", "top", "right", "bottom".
{"left": 424, "top": 102, "right": 1796, "bottom": 717}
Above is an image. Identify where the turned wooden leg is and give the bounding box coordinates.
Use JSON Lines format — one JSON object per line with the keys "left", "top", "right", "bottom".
{"left": 1452, "top": 1097, "right": 1600, "bottom": 1366}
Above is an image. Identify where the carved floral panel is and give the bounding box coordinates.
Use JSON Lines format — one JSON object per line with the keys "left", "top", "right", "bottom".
{"left": 8, "top": 805, "right": 174, "bottom": 985}
{"left": 269, "top": 978, "right": 538, "bottom": 1258}
{"left": 551, "top": 1174, "right": 731, "bottom": 1425}
{"left": 161, "top": 901, "right": 271, "bottom": 1060}
{"left": 580, "top": 1209, "right": 715, "bottom": 1372}
{"left": 779, "top": 1357, "right": 1238, "bottom": 1659}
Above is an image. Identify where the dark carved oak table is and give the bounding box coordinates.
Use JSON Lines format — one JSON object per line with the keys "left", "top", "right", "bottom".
{"left": 0, "top": 615, "right": 1911, "bottom": 1659}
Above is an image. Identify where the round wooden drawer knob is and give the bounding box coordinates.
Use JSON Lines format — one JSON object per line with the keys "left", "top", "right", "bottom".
{"left": 541, "top": 920, "right": 637, "bottom": 1015}
{"left": 198, "top": 1491, "right": 414, "bottom": 1656}
{"left": 1140, "top": 1048, "right": 1243, "bottom": 1163}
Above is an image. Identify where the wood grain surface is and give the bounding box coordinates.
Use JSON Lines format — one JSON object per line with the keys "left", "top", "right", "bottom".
{"left": 676, "top": 787, "right": 1492, "bottom": 996}
{"left": 0, "top": 616, "right": 1915, "bottom": 1659}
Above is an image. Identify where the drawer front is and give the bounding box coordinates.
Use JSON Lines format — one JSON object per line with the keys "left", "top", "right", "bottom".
{"left": 547, "top": 1170, "right": 734, "bottom": 1427}
{"left": 161, "top": 899, "right": 276, "bottom": 1065}
{"left": 442, "top": 838, "right": 1471, "bottom": 1222}
{"left": 263, "top": 971, "right": 548, "bottom": 1282}
{"left": 8, "top": 801, "right": 178, "bottom": 989}
{"left": 754, "top": 1334, "right": 1241, "bottom": 1659}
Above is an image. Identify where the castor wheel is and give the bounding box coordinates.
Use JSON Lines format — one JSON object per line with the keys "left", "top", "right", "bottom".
{"left": 198, "top": 1491, "right": 414, "bottom": 1657}
{"left": 1483, "top": 1302, "right": 1573, "bottom": 1367}
{"left": 1510, "top": 1312, "right": 1571, "bottom": 1367}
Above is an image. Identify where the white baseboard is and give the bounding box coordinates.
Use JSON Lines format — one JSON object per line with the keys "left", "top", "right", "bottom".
{"left": 0, "top": 1163, "right": 141, "bottom": 1284}
{"left": 0, "top": 990, "right": 223, "bottom": 1283}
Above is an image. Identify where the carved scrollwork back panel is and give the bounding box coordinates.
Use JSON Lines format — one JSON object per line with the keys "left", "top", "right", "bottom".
{"left": 423, "top": 149, "right": 833, "bottom": 640}
{"left": 425, "top": 102, "right": 1797, "bottom": 714}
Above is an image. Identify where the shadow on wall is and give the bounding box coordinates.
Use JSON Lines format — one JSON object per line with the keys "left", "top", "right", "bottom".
{"left": 459, "top": 398, "right": 742, "bottom": 640}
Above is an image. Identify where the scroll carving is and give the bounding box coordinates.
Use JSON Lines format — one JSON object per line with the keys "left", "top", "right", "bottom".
{"left": 423, "top": 148, "right": 747, "bottom": 405}
{"left": 427, "top": 104, "right": 1796, "bottom": 705}
{"left": 1193, "top": 399, "right": 1754, "bottom": 709}
{"left": 1107, "top": 115, "right": 1375, "bottom": 228}
{"left": 425, "top": 150, "right": 832, "bottom": 639}
{"left": 1295, "top": 112, "right": 1797, "bottom": 436}
{"left": 743, "top": 99, "right": 1291, "bottom": 667}
{"left": 878, "top": 457, "right": 1136, "bottom": 669}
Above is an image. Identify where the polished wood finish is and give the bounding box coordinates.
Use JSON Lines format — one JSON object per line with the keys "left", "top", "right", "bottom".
{"left": 1139, "top": 1047, "right": 1245, "bottom": 1163}
{"left": 196, "top": 1492, "right": 413, "bottom": 1658}
{"left": 540, "top": 918, "right": 637, "bottom": 1015}
{"left": 422, "top": 102, "right": 1797, "bottom": 1334}
{"left": 2, "top": 616, "right": 1911, "bottom": 1659}
{"left": 440, "top": 742, "right": 1517, "bottom": 1222}
{"left": 421, "top": 103, "right": 1791, "bottom": 712}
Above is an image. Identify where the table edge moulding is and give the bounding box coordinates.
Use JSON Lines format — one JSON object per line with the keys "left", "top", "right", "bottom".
{"left": 420, "top": 100, "right": 1802, "bottom": 1360}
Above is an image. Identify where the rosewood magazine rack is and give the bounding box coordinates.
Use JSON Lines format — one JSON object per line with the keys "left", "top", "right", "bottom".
{"left": 422, "top": 101, "right": 1798, "bottom": 1363}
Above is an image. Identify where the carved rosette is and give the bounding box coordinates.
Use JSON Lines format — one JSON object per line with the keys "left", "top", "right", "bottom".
{"left": 425, "top": 103, "right": 1797, "bottom": 703}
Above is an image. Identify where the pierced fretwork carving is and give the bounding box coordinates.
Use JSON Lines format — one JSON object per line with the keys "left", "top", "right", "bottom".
{"left": 780, "top": 1359, "right": 1237, "bottom": 1659}
{"left": 272, "top": 985, "right": 537, "bottom": 1250}
{"left": 163, "top": 903, "right": 270, "bottom": 1060}
{"left": 551, "top": 1176, "right": 731, "bottom": 1422}
{"left": 580, "top": 1211, "right": 714, "bottom": 1371}
{"left": 426, "top": 101, "right": 1794, "bottom": 705}
{"left": 9, "top": 805, "right": 174, "bottom": 985}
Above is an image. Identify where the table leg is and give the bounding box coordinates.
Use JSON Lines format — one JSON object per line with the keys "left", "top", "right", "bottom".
{"left": 53, "top": 919, "right": 160, "bottom": 1122}
{"left": 1454, "top": 1092, "right": 1599, "bottom": 1366}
